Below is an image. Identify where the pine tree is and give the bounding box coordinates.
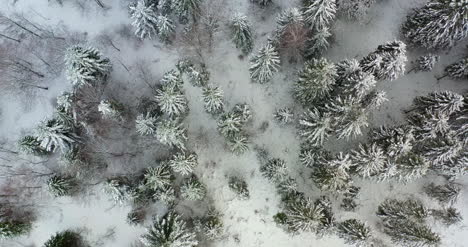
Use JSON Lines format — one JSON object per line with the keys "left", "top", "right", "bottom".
{"left": 180, "top": 175, "right": 206, "bottom": 201}
{"left": 127, "top": 208, "right": 146, "bottom": 226}
{"left": 414, "top": 54, "right": 439, "bottom": 72}
{"left": 284, "top": 197, "right": 326, "bottom": 232}
{"left": 294, "top": 58, "right": 337, "bottom": 105}
{"left": 336, "top": 108, "right": 368, "bottom": 140}
{"left": 402, "top": 0, "right": 468, "bottom": 50}
{"left": 227, "top": 134, "right": 250, "bottom": 155}
{"left": 383, "top": 219, "right": 440, "bottom": 246}
{"left": 341, "top": 69, "right": 377, "bottom": 100}
{"left": 43, "top": 230, "right": 82, "bottom": 247}
{"left": 377, "top": 198, "right": 428, "bottom": 222}
{"left": 161, "top": 69, "right": 184, "bottom": 88}
{"left": 56, "top": 91, "right": 74, "bottom": 113}
{"left": 337, "top": 219, "right": 371, "bottom": 245}
{"left": 64, "top": 45, "right": 111, "bottom": 88}
{"left": 299, "top": 147, "right": 330, "bottom": 168}
{"left": 303, "top": 0, "right": 337, "bottom": 31}
{"left": 136, "top": 113, "right": 159, "bottom": 136}
{"left": 233, "top": 103, "right": 252, "bottom": 123}
{"left": 155, "top": 85, "right": 188, "bottom": 117}
{"left": 18, "top": 135, "right": 49, "bottom": 155}
{"left": 276, "top": 177, "right": 299, "bottom": 195}
{"left": 360, "top": 40, "right": 407, "bottom": 81}
{"left": 0, "top": 221, "right": 31, "bottom": 239}
{"left": 305, "top": 27, "right": 331, "bottom": 58}
{"left": 156, "top": 119, "right": 187, "bottom": 149}
{"left": 432, "top": 207, "right": 462, "bottom": 225}
{"left": 202, "top": 85, "right": 224, "bottom": 115}
{"left": 98, "top": 99, "right": 124, "bottom": 120}
{"left": 361, "top": 90, "right": 388, "bottom": 109}
{"left": 168, "top": 152, "right": 198, "bottom": 176}
{"left": 129, "top": 0, "right": 159, "bottom": 39}
{"left": 141, "top": 211, "right": 198, "bottom": 247}
{"left": 260, "top": 158, "right": 288, "bottom": 183}
{"left": 336, "top": 58, "right": 361, "bottom": 83}
{"left": 424, "top": 182, "right": 460, "bottom": 204}
{"left": 217, "top": 111, "right": 243, "bottom": 138}
{"left": 412, "top": 91, "right": 464, "bottom": 116}
{"left": 143, "top": 164, "right": 174, "bottom": 190}
{"left": 230, "top": 13, "right": 254, "bottom": 54}
{"left": 311, "top": 152, "right": 352, "bottom": 193}
{"left": 186, "top": 63, "right": 210, "bottom": 87}
{"left": 371, "top": 125, "right": 415, "bottom": 159}
{"left": 194, "top": 209, "right": 224, "bottom": 240}
{"left": 338, "top": 0, "right": 376, "bottom": 22}
{"left": 299, "top": 108, "right": 333, "bottom": 146}
{"left": 47, "top": 175, "right": 76, "bottom": 197}
{"left": 36, "top": 117, "right": 78, "bottom": 152}
{"left": 154, "top": 185, "right": 176, "bottom": 204}
{"left": 228, "top": 176, "right": 250, "bottom": 200}
{"left": 273, "top": 107, "right": 294, "bottom": 124}
{"left": 171, "top": 0, "right": 202, "bottom": 22}
{"left": 395, "top": 152, "right": 429, "bottom": 182}
{"left": 444, "top": 57, "right": 468, "bottom": 80}
{"left": 351, "top": 143, "right": 386, "bottom": 178}
{"left": 104, "top": 177, "right": 137, "bottom": 204}
{"left": 155, "top": 15, "right": 175, "bottom": 42}
{"left": 249, "top": 43, "right": 280, "bottom": 84}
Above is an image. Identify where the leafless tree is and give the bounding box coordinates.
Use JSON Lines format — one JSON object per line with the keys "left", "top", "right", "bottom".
{"left": 278, "top": 21, "right": 310, "bottom": 63}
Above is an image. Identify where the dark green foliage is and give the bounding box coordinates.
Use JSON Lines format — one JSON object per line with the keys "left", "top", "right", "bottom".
{"left": 43, "top": 230, "right": 81, "bottom": 247}
{"left": 46, "top": 175, "right": 76, "bottom": 197}
{"left": 337, "top": 219, "right": 371, "bottom": 244}
{"left": 0, "top": 221, "right": 31, "bottom": 239}
{"left": 228, "top": 176, "right": 249, "bottom": 200}
{"left": 424, "top": 182, "right": 461, "bottom": 204}
{"left": 18, "top": 135, "right": 49, "bottom": 155}
{"left": 432, "top": 207, "right": 462, "bottom": 226}
{"left": 377, "top": 198, "right": 428, "bottom": 222}
{"left": 383, "top": 219, "right": 440, "bottom": 246}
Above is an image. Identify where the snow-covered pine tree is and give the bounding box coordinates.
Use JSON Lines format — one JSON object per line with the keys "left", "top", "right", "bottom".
{"left": 161, "top": 69, "right": 184, "bottom": 88}
{"left": 249, "top": 43, "right": 280, "bottom": 84}
{"left": 260, "top": 158, "right": 288, "bottom": 183}
{"left": 230, "top": 13, "right": 254, "bottom": 54}
{"left": 341, "top": 70, "right": 377, "bottom": 100}
{"left": 294, "top": 57, "right": 337, "bottom": 105}
{"left": 337, "top": 219, "right": 371, "bottom": 245}
{"left": 276, "top": 177, "right": 299, "bottom": 195}
{"left": 202, "top": 85, "right": 224, "bottom": 115}
{"left": 186, "top": 63, "right": 210, "bottom": 87}
{"left": 136, "top": 113, "right": 158, "bottom": 136}
{"left": 299, "top": 147, "right": 331, "bottom": 168}
{"left": 284, "top": 197, "right": 326, "bottom": 232}
{"left": 250, "top": 0, "right": 272, "bottom": 6}
{"left": 36, "top": 117, "right": 78, "bottom": 153}
{"left": 168, "top": 152, "right": 198, "bottom": 176}
{"left": 233, "top": 103, "right": 252, "bottom": 123}
{"left": 413, "top": 54, "right": 439, "bottom": 72}
{"left": 311, "top": 152, "right": 353, "bottom": 193}
{"left": 412, "top": 91, "right": 464, "bottom": 116}
{"left": 0, "top": 221, "right": 31, "bottom": 239}
{"left": 303, "top": 0, "right": 337, "bottom": 31}
{"left": 424, "top": 182, "right": 461, "bottom": 204}
{"left": 351, "top": 143, "right": 386, "bottom": 178}
{"left": 371, "top": 125, "right": 415, "bottom": 159}
{"left": 104, "top": 177, "right": 137, "bottom": 204}
{"left": 141, "top": 211, "right": 198, "bottom": 247}
{"left": 432, "top": 207, "right": 462, "bottom": 225}
{"left": 156, "top": 119, "right": 187, "bottom": 149}
{"left": 402, "top": 0, "right": 468, "bottom": 50}
{"left": 227, "top": 133, "right": 250, "bottom": 155}
{"left": 273, "top": 107, "right": 294, "bottom": 124}
{"left": 383, "top": 219, "right": 440, "bottom": 246}
{"left": 338, "top": 0, "right": 376, "bottom": 22}
{"left": 155, "top": 15, "right": 175, "bottom": 43}
{"left": 180, "top": 175, "right": 206, "bottom": 201}
{"left": 18, "top": 135, "right": 49, "bottom": 155}
{"left": 129, "top": 0, "right": 159, "bottom": 39}
{"left": 305, "top": 27, "right": 331, "bottom": 58}
{"left": 153, "top": 185, "right": 176, "bottom": 204}
{"left": 377, "top": 198, "right": 428, "bottom": 222}
{"left": 299, "top": 108, "right": 333, "bottom": 146}
{"left": 217, "top": 111, "right": 243, "bottom": 138}
{"left": 360, "top": 40, "right": 407, "bottom": 81}
{"left": 444, "top": 57, "right": 468, "bottom": 80}
{"left": 194, "top": 208, "right": 224, "bottom": 240}
{"left": 64, "top": 45, "right": 111, "bottom": 88}
{"left": 228, "top": 176, "right": 250, "bottom": 200}
{"left": 336, "top": 58, "right": 361, "bottom": 83}
{"left": 395, "top": 152, "right": 429, "bottom": 182}
{"left": 361, "top": 90, "right": 388, "bottom": 110}
{"left": 336, "top": 108, "right": 368, "bottom": 140}
{"left": 155, "top": 84, "right": 188, "bottom": 117}
{"left": 143, "top": 163, "right": 174, "bottom": 190}
{"left": 56, "top": 91, "right": 74, "bottom": 113}
{"left": 127, "top": 208, "right": 146, "bottom": 226}
{"left": 43, "top": 230, "right": 82, "bottom": 247}
{"left": 171, "top": 0, "right": 202, "bottom": 22}
{"left": 47, "top": 175, "right": 76, "bottom": 197}
{"left": 98, "top": 99, "right": 124, "bottom": 120}
{"left": 407, "top": 110, "right": 451, "bottom": 140}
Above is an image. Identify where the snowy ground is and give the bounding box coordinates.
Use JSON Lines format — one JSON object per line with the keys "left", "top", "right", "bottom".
{"left": 0, "top": 0, "right": 467, "bottom": 246}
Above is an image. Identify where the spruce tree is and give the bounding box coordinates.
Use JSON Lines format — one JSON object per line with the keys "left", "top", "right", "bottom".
{"left": 299, "top": 147, "right": 330, "bottom": 168}
{"left": 383, "top": 219, "right": 440, "bottom": 246}
{"left": 249, "top": 43, "right": 280, "bottom": 84}
{"left": 360, "top": 40, "right": 407, "bottom": 81}
{"left": 273, "top": 107, "right": 294, "bottom": 124}
{"left": 414, "top": 54, "right": 439, "bottom": 72}
{"left": 64, "top": 45, "right": 111, "bottom": 88}
{"left": 153, "top": 185, "right": 176, "bottom": 204}
{"left": 171, "top": 0, "right": 202, "bottom": 22}
{"left": 18, "top": 135, "right": 49, "bottom": 155}
{"left": 180, "top": 175, "right": 206, "bottom": 201}
{"left": 338, "top": 0, "right": 376, "bottom": 22}
{"left": 424, "top": 182, "right": 461, "bottom": 204}
{"left": 155, "top": 85, "right": 188, "bottom": 117}
{"left": 104, "top": 177, "right": 137, "bottom": 204}
{"left": 156, "top": 119, "right": 188, "bottom": 149}
{"left": 230, "top": 13, "right": 254, "bottom": 54}
{"left": 217, "top": 111, "right": 243, "bottom": 138}
{"left": 36, "top": 117, "right": 78, "bottom": 153}
{"left": 311, "top": 152, "right": 352, "bottom": 193}
{"left": 395, "top": 153, "right": 429, "bottom": 182}
{"left": 260, "top": 158, "right": 288, "bottom": 183}
{"left": 299, "top": 108, "right": 333, "bottom": 146}
{"left": 412, "top": 91, "right": 464, "bottom": 116}
{"left": 136, "top": 113, "right": 159, "bottom": 136}
{"left": 141, "top": 211, "right": 198, "bottom": 247}
{"left": 43, "top": 230, "right": 82, "bottom": 247}
{"left": 47, "top": 175, "right": 76, "bottom": 197}
{"left": 377, "top": 198, "right": 428, "bottom": 222}
{"left": 155, "top": 15, "right": 175, "bottom": 42}
{"left": 228, "top": 176, "right": 250, "bottom": 200}
{"left": 444, "top": 57, "right": 468, "bottom": 80}
{"left": 337, "top": 219, "right": 371, "bottom": 245}
{"left": 284, "top": 197, "right": 326, "bottom": 232}
{"left": 303, "top": 0, "right": 337, "bottom": 31}
{"left": 143, "top": 164, "right": 174, "bottom": 191}
{"left": 129, "top": 0, "right": 159, "bottom": 39}
{"left": 402, "top": 0, "right": 468, "bottom": 50}
{"left": 233, "top": 103, "right": 252, "bottom": 123}
{"left": 168, "top": 152, "right": 198, "bottom": 176}
{"left": 0, "top": 221, "right": 31, "bottom": 239}
{"left": 351, "top": 143, "right": 386, "bottom": 178}
{"left": 202, "top": 85, "right": 224, "bottom": 115}
{"left": 305, "top": 27, "right": 331, "bottom": 58}
{"left": 432, "top": 207, "right": 462, "bottom": 225}
{"left": 227, "top": 133, "right": 250, "bottom": 155}
{"left": 194, "top": 209, "right": 224, "bottom": 240}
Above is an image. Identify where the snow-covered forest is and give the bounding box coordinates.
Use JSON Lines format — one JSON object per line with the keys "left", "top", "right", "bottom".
{"left": 0, "top": 0, "right": 467, "bottom": 246}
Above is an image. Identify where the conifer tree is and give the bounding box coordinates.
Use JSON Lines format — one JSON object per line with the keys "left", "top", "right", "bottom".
{"left": 141, "top": 211, "right": 198, "bottom": 247}
{"left": 249, "top": 43, "right": 280, "bottom": 84}
{"left": 155, "top": 15, "right": 175, "bottom": 42}
{"left": 311, "top": 152, "right": 352, "bottom": 193}
{"left": 284, "top": 197, "right": 326, "bottom": 232}
{"left": 217, "top": 111, "right": 243, "bottom": 138}
{"left": 444, "top": 57, "right": 468, "bottom": 80}
{"left": 155, "top": 85, "right": 188, "bottom": 117}
{"left": 194, "top": 209, "right": 224, "bottom": 240}
{"left": 161, "top": 69, "right": 184, "bottom": 88}
{"left": 227, "top": 134, "right": 249, "bottom": 155}
{"left": 412, "top": 91, "right": 464, "bottom": 116}
{"left": 36, "top": 117, "right": 78, "bottom": 153}
{"left": 424, "top": 182, "right": 461, "bottom": 204}
{"left": 413, "top": 54, "right": 439, "bottom": 72}
{"left": 43, "top": 230, "right": 82, "bottom": 247}
{"left": 168, "top": 152, "right": 198, "bottom": 176}
{"left": 338, "top": 0, "right": 376, "bottom": 22}
{"left": 273, "top": 108, "right": 294, "bottom": 124}
{"left": 233, "top": 103, "right": 252, "bottom": 123}
{"left": 156, "top": 119, "right": 187, "bottom": 149}
{"left": 351, "top": 143, "right": 386, "bottom": 178}
{"left": 180, "top": 175, "right": 206, "bottom": 201}
{"left": 395, "top": 152, "right": 429, "bottom": 182}
{"left": 402, "top": 0, "right": 468, "bottom": 50}
{"left": 0, "top": 221, "right": 31, "bottom": 239}
{"left": 136, "top": 113, "right": 159, "bottom": 136}
{"left": 171, "top": 0, "right": 202, "bottom": 22}
{"left": 275, "top": 7, "right": 304, "bottom": 39}
{"left": 230, "top": 13, "right": 254, "bottom": 54}
{"left": 18, "top": 135, "right": 49, "bottom": 155}
{"left": 377, "top": 198, "right": 428, "bottom": 222}
{"left": 303, "top": 0, "right": 337, "bottom": 31}
{"left": 260, "top": 158, "right": 288, "bottom": 183}
{"left": 432, "top": 207, "right": 462, "bottom": 225}
{"left": 98, "top": 99, "right": 124, "bottom": 120}
{"left": 143, "top": 164, "right": 174, "bottom": 190}
{"left": 360, "top": 40, "right": 407, "bottom": 81}
{"left": 104, "top": 177, "right": 137, "bottom": 204}
{"left": 47, "top": 175, "right": 76, "bottom": 197}
{"left": 129, "top": 0, "right": 159, "bottom": 39}
{"left": 294, "top": 58, "right": 337, "bottom": 105}
{"left": 154, "top": 185, "right": 176, "bottom": 204}
{"left": 305, "top": 27, "right": 331, "bottom": 58}
{"left": 299, "top": 147, "right": 330, "bottom": 168}
{"left": 65, "top": 45, "right": 111, "bottom": 88}
{"left": 337, "top": 219, "right": 371, "bottom": 245}
{"left": 228, "top": 176, "right": 250, "bottom": 200}
{"left": 202, "top": 85, "right": 224, "bottom": 115}
{"left": 383, "top": 219, "right": 440, "bottom": 246}
{"left": 299, "top": 108, "right": 333, "bottom": 146}
{"left": 250, "top": 0, "right": 272, "bottom": 6}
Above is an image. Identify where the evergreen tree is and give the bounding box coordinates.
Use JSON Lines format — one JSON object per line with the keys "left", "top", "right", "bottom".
{"left": 65, "top": 45, "right": 111, "bottom": 88}
{"left": 414, "top": 54, "right": 439, "bottom": 72}
{"left": 141, "top": 211, "right": 198, "bottom": 247}
{"left": 127, "top": 208, "right": 146, "bottom": 226}
{"left": 273, "top": 107, "right": 294, "bottom": 124}
{"left": 424, "top": 182, "right": 460, "bottom": 204}
{"left": 56, "top": 91, "right": 74, "bottom": 113}
{"left": 171, "top": 0, "right": 202, "bottom": 22}
{"left": 249, "top": 43, "right": 281, "bottom": 84}
{"left": 104, "top": 177, "right": 137, "bottom": 204}
{"left": 47, "top": 175, "right": 76, "bottom": 197}
{"left": 395, "top": 153, "right": 429, "bottom": 182}
{"left": 444, "top": 57, "right": 468, "bottom": 80}
{"left": 303, "top": 0, "right": 337, "bottom": 31}
{"left": 284, "top": 197, "right": 326, "bottom": 232}
{"left": 432, "top": 207, "right": 462, "bottom": 225}
{"left": 336, "top": 108, "right": 368, "bottom": 140}
{"left": 156, "top": 119, "right": 187, "bottom": 149}
{"left": 154, "top": 185, "right": 176, "bottom": 204}
{"left": 337, "top": 219, "right": 371, "bottom": 245}
{"left": 341, "top": 70, "right": 377, "bottom": 100}
{"left": 383, "top": 219, "right": 440, "bottom": 246}
{"left": 260, "top": 158, "right": 288, "bottom": 183}
{"left": 36, "top": 117, "right": 78, "bottom": 153}
{"left": 338, "top": 0, "right": 376, "bottom": 22}
{"left": 0, "top": 221, "right": 31, "bottom": 239}
{"left": 360, "top": 40, "right": 407, "bottom": 81}
{"left": 168, "top": 152, "right": 198, "bottom": 176}
{"left": 194, "top": 209, "right": 224, "bottom": 240}
{"left": 180, "top": 175, "right": 206, "bottom": 201}
{"left": 299, "top": 108, "right": 333, "bottom": 146}
{"left": 371, "top": 125, "right": 415, "bottom": 159}
{"left": 155, "top": 85, "right": 188, "bottom": 117}
{"left": 202, "top": 85, "right": 224, "bottom": 115}
{"left": 143, "top": 164, "right": 174, "bottom": 190}
{"left": 161, "top": 69, "right": 184, "bottom": 88}
{"left": 402, "top": 0, "right": 468, "bottom": 50}
{"left": 361, "top": 90, "right": 388, "bottom": 109}
{"left": 43, "top": 230, "right": 82, "bottom": 247}
{"left": 351, "top": 143, "right": 386, "bottom": 178}
{"left": 305, "top": 27, "right": 331, "bottom": 58}
{"left": 136, "top": 113, "right": 159, "bottom": 136}
{"left": 299, "top": 147, "right": 330, "bottom": 168}
{"left": 233, "top": 103, "right": 252, "bottom": 123}
{"left": 412, "top": 91, "right": 464, "bottom": 116}
{"left": 294, "top": 58, "right": 337, "bottom": 105}
{"left": 129, "top": 0, "right": 159, "bottom": 39}
{"left": 311, "top": 152, "right": 352, "bottom": 193}
{"left": 228, "top": 176, "right": 250, "bottom": 200}
{"left": 230, "top": 13, "right": 254, "bottom": 54}
{"left": 377, "top": 198, "right": 428, "bottom": 222}
{"left": 217, "top": 111, "right": 243, "bottom": 138}
{"left": 155, "top": 15, "right": 175, "bottom": 42}
{"left": 98, "top": 99, "right": 124, "bottom": 120}
{"left": 18, "top": 135, "right": 49, "bottom": 155}
{"left": 227, "top": 134, "right": 250, "bottom": 155}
